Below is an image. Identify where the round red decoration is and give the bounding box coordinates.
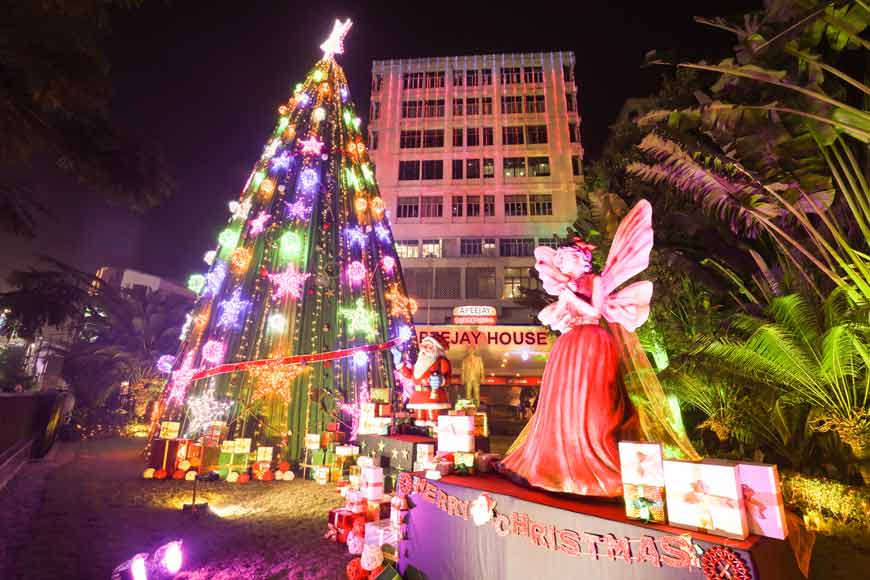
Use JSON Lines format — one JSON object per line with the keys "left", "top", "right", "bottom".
{"left": 397, "top": 472, "right": 413, "bottom": 497}
{"left": 324, "top": 223, "right": 331, "bottom": 230}
{"left": 279, "top": 461, "right": 290, "bottom": 472}
{"left": 154, "top": 469, "right": 168, "bottom": 480}
{"left": 238, "top": 473, "right": 250, "bottom": 484}
{"left": 701, "top": 546, "right": 751, "bottom": 580}
{"left": 262, "top": 470, "right": 274, "bottom": 481}
{"left": 346, "top": 557, "right": 366, "bottom": 580}
{"left": 172, "top": 469, "right": 186, "bottom": 480}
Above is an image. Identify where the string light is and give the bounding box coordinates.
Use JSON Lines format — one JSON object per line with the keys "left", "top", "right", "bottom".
{"left": 217, "top": 289, "right": 250, "bottom": 329}
{"left": 340, "top": 298, "right": 376, "bottom": 339}
{"left": 201, "top": 339, "right": 226, "bottom": 365}
{"left": 250, "top": 363, "right": 311, "bottom": 402}
{"left": 360, "top": 163, "right": 373, "bottom": 184}
{"left": 187, "top": 274, "right": 206, "bottom": 294}
{"left": 268, "top": 312, "right": 287, "bottom": 333}
{"left": 269, "top": 265, "right": 311, "bottom": 301}
{"left": 179, "top": 313, "right": 193, "bottom": 341}
{"left": 251, "top": 170, "right": 267, "bottom": 191}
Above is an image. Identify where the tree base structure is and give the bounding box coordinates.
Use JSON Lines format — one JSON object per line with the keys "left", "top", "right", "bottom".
{"left": 400, "top": 474, "right": 802, "bottom": 580}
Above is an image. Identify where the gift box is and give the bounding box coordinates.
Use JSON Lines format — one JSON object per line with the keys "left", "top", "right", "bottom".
{"left": 381, "top": 544, "right": 398, "bottom": 564}
{"left": 218, "top": 450, "right": 250, "bottom": 471}
{"left": 321, "top": 430, "right": 346, "bottom": 448}
{"left": 474, "top": 453, "right": 499, "bottom": 473}
{"left": 374, "top": 403, "right": 392, "bottom": 418}
{"left": 220, "top": 440, "right": 235, "bottom": 453}
{"left": 370, "top": 387, "right": 390, "bottom": 403}
{"left": 159, "top": 421, "right": 180, "bottom": 439}
{"left": 361, "top": 466, "right": 385, "bottom": 501}
{"left": 366, "top": 496, "right": 392, "bottom": 522}
{"left": 330, "top": 466, "right": 343, "bottom": 482}
{"left": 473, "top": 412, "right": 489, "bottom": 437}
{"left": 328, "top": 508, "right": 365, "bottom": 544}
{"left": 305, "top": 433, "right": 322, "bottom": 450}
{"left": 663, "top": 460, "right": 748, "bottom": 540}
{"left": 201, "top": 421, "right": 227, "bottom": 447}
{"left": 453, "top": 452, "right": 475, "bottom": 470}
{"left": 364, "top": 519, "right": 398, "bottom": 548}
{"left": 198, "top": 445, "right": 222, "bottom": 471}
{"left": 311, "top": 449, "right": 326, "bottom": 466}
{"left": 623, "top": 484, "right": 666, "bottom": 523}
{"left": 314, "top": 465, "right": 330, "bottom": 485}
{"left": 148, "top": 438, "right": 181, "bottom": 471}
{"left": 619, "top": 441, "right": 665, "bottom": 486}
{"left": 437, "top": 415, "right": 475, "bottom": 453}
{"left": 416, "top": 443, "right": 435, "bottom": 463}
{"left": 336, "top": 445, "right": 360, "bottom": 457}
{"left": 253, "top": 460, "right": 272, "bottom": 480}
{"left": 358, "top": 434, "right": 436, "bottom": 472}
{"left": 349, "top": 465, "right": 362, "bottom": 488}
{"left": 390, "top": 494, "right": 409, "bottom": 529}
{"left": 347, "top": 490, "right": 367, "bottom": 514}
{"left": 371, "top": 564, "right": 400, "bottom": 580}
{"left": 435, "top": 459, "right": 452, "bottom": 476}
{"left": 736, "top": 462, "right": 788, "bottom": 540}
{"left": 256, "top": 446, "right": 274, "bottom": 462}
{"left": 326, "top": 422, "right": 341, "bottom": 432}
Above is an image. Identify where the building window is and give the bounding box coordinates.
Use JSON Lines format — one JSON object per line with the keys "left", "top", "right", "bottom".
{"left": 425, "top": 71, "right": 445, "bottom": 88}
{"left": 501, "top": 95, "right": 523, "bottom": 114}
{"left": 481, "top": 68, "right": 493, "bottom": 85}
{"left": 481, "top": 97, "right": 493, "bottom": 115}
{"left": 566, "top": 93, "right": 576, "bottom": 112}
{"left": 398, "top": 160, "right": 421, "bottom": 181}
{"left": 461, "top": 238, "right": 482, "bottom": 256}
{"left": 369, "top": 131, "right": 379, "bottom": 150}
{"left": 423, "top": 129, "right": 444, "bottom": 148}
{"left": 466, "top": 127, "right": 480, "bottom": 147}
{"left": 466, "top": 195, "right": 481, "bottom": 217}
{"left": 395, "top": 240, "right": 420, "bottom": 258}
{"left": 422, "top": 239, "right": 443, "bottom": 258}
{"left": 453, "top": 128, "right": 463, "bottom": 147}
{"left": 525, "top": 95, "right": 545, "bottom": 113}
{"left": 433, "top": 268, "right": 462, "bottom": 298}
{"left": 537, "top": 237, "right": 561, "bottom": 249}
{"left": 523, "top": 66, "right": 543, "bottom": 84}
{"left": 452, "top": 159, "right": 463, "bottom": 179}
{"left": 466, "top": 159, "right": 481, "bottom": 179}
{"left": 482, "top": 127, "right": 493, "bottom": 146}
{"left": 466, "top": 267, "right": 497, "bottom": 299}
{"left": 503, "top": 157, "right": 526, "bottom": 177}
{"left": 372, "top": 73, "right": 383, "bottom": 92}
{"left": 421, "top": 160, "right": 443, "bottom": 180}
{"left": 500, "top": 66, "right": 521, "bottom": 84}
{"left": 452, "top": 69, "right": 463, "bottom": 86}
{"left": 504, "top": 195, "right": 529, "bottom": 216}
{"left": 466, "top": 70, "right": 479, "bottom": 86}
{"left": 397, "top": 197, "right": 419, "bottom": 218}
{"left": 526, "top": 125, "right": 548, "bottom": 144}
{"left": 503, "top": 266, "right": 537, "bottom": 298}
{"left": 483, "top": 158, "right": 494, "bottom": 178}
{"left": 530, "top": 194, "right": 553, "bottom": 216}
{"left": 528, "top": 156, "right": 551, "bottom": 177}
{"left": 424, "top": 99, "right": 445, "bottom": 117}
{"left": 572, "top": 155, "right": 581, "bottom": 176}
{"left": 400, "top": 130, "right": 422, "bottom": 149}
{"left": 403, "top": 72, "right": 424, "bottom": 89}
{"left": 569, "top": 122, "right": 578, "bottom": 143}
{"left": 502, "top": 126, "right": 524, "bottom": 145}
{"left": 563, "top": 64, "right": 574, "bottom": 81}
{"left": 401, "top": 100, "right": 423, "bottom": 118}
{"left": 500, "top": 239, "right": 535, "bottom": 257}
{"left": 420, "top": 196, "right": 443, "bottom": 218}
{"left": 452, "top": 196, "right": 463, "bottom": 217}
{"left": 452, "top": 98, "right": 464, "bottom": 116}
{"left": 484, "top": 195, "right": 495, "bottom": 217}
{"left": 370, "top": 101, "right": 380, "bottom": 120}
{"left": 465, "top": 98, "right": 479, "bottom": 115}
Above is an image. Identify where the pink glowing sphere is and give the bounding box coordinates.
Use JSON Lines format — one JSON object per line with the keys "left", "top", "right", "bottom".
{"left": 348, "top": 261, "right": 366, "bottom": 284}
{"left": 201, "top": 340, "right": 225, "bottom": 364}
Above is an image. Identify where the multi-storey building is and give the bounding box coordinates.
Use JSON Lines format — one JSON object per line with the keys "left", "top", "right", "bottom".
{"left": 368, "top": 52, "right": 581, "bottom": 402}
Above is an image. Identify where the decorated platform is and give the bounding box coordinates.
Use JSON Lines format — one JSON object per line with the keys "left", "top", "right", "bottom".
{"left": 400, "top": 474, "right": 801, "bottom": 580}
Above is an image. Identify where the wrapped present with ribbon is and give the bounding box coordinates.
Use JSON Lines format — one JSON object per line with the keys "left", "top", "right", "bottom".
{"left": 473, "top": 452, "right": 500, "bottom": 473}
{"left": 663, "top": 459, "right": 748, "bottom": 540}
{"left": 233, "top": 438, "right": 252, "bottom": 454}
{"left": 177, "top": 439, "right": 202, "bottom": 465}
{"left": 256, "top": 446, "right": 274, "bottom": 462}
{"left": 336, "top": 445, "right": 360, "bottom": 458}
{"left": 453, "top": 451, "right": 475, "bottom": 470}
{"left": 371, "top": 563, "right": 401, "bottom": 580}
{"left": 199, "top": 445, "right": 222, "bottom": 471}
{"left": 304, "top": 433, "right": 322, "bottom": 450}
{"left": 370, "top": 387, "right": 390, "bottom": 403}
{"left": 158, "top": 421, "right": 180, "bottom": 439}
{"left": 147, "top": 438, "right": 182, "bottom": 471}
{"left": 623, "top": 483, "right": 666, "bottom": 523}
{"left": 437, "top": 415, "right": 475, "bottom": 453}
{"left": 336, "top": 479, "right": 350, "bottom": 496}
{"left": 201, "top": 421, "right": 227, "bottom": 447}
{"left": 380, "top": 544, "right": 398, "bottom": 565}
{"left": 321, "top": 430, "right": 346, "bottom": 449}
{"left": 416, "top": 443, "right": 435, "bottom": 463}
{"left": 328, "top": 507, "right": 365, "bottom": 544}
{"left": 364, "top": 519, "right": 398, "bottom": 548}
{"left": 361, "top": 466, "right": 385, "bottom": 501}
{"left": 252, "top": 461, "right": 272, "bottom": 481}
{"left": 374, "top": 403, "right": 392, "bottom": 418}
{"left": 346, "top": 490, "right": 367, "bottom": 514}
{"left": 326, "top": 422, "right": 341, "bottom": 432}
{"left": 390, "top": 494, "right": 409, "bottom": 537}
{"left": 311, "top": 449, "right": 326, "bottom": 466}
{"left": 366, "top": 496, "right": 392, "bottom": 522}
{"left": 314, "top": 465, "right": 330, "bottom": 485}
{"left": 736, "top": 461, "right": 788, "bottom": 540}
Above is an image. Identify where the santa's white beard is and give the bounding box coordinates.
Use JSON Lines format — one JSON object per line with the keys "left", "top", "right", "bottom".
{"left": 413, "top": 350, "right": 437, "bottom": 380}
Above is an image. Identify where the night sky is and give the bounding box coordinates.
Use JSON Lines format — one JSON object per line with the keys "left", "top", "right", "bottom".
{"left": 0, "top": 1, "right": 757, "bottom": 288}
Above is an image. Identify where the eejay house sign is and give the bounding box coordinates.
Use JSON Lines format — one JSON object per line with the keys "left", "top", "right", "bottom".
{"left": 452, "top": 305, "right": 498, "bottom": 325}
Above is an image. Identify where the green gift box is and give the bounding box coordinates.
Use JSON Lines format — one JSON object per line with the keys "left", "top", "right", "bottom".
{"left": 218, "top": 451, "right": 250, "bottom": 470}
{"left": 312, "top": 449, "right": 325, "bottom": 465}
{"left": 371, "top": 564, "right": 401, "bottom": 580}
{"left": 325, "top": 451, "right": 336, "bottom": 466}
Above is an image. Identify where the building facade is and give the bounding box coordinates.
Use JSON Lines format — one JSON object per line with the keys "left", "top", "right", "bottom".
{"left": 368, "top": 52, "right": 582, "bottom": 326}
{"left": 95, "top": 267, "right": 193, "bottom": 299}
{"left": 368, "top": 52, "right": 581, "bottom": 404}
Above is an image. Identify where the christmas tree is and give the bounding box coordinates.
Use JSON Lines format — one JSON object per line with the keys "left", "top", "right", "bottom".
{"left": 150, "top": 20, "right": 417, "bottom": 461}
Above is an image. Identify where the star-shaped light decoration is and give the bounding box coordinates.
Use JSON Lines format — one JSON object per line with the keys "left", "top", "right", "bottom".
{"left": 217, "top": 288, "right": 250, "bottom": 329}
{"left": 271, "top": 151, "right": 292, "bottom": 173}
{"left": 229, "top": 197, "right": 252, "bottom": 221}
{"left": 385, "top": 283, "right": 418, "bottom": 318}
{"left": 340, "top": 297, "right": 377, "bottom": 339}
{"left": 374, "top": 224, "right": 390, "bottom": 242}
{"left": 391, "top": 448, "right": 399, "bottom": 460}
{"left": 345, "top": 226, "right": 367, "bottom": 247}
{"left": 185, "top": 388, "right": 233, "bottom": 436}
{"left": 203, "top": 263, "right": 227, "bottom": 297}
{"left": 320, "top": 18, "right": 353, "bottom": 60}
{"left": 168, "top": 353, "right": 197, "bottom": 404}
{"left": 250, "top": 362, "right": 311, "bottom": 402}
{"left": 269, "top": 265, "right": 311, "bottom": 301}
{"left": 299, "top": 135, "right": 325, "bottom": 156}
{"left": 285, "top": 199, "right": 312, "bottom": 221}
{"left": 249, "top": 211, "right": 272, "bottom": 236}
{"left": 377, "top": 440, "right": 386, "bottom": 453}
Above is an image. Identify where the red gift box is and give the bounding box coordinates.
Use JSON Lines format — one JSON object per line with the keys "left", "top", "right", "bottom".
{"left": 148, "top": 438, "right": 182, "bottom": 471}
{"left": 374, "top": 403, "right": 392, "bottom": 418}
{"left": 365, "top": 496, "right": 392, "bottom": 522}
{"left": 328, "top": 508, "right": 366, "bottom": 544}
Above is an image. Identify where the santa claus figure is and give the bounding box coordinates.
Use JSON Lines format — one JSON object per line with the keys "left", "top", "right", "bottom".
{"left": 398, "top": 335, "right": 452, "bottom": 425}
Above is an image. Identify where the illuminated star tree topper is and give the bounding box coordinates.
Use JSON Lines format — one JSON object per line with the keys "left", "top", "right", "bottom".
{"left": 320, "top": 18, "right": 353, "bottom": 60}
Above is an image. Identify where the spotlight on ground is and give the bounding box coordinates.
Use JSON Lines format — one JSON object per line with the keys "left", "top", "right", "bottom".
{"left": 111, "top": 552, "right": 150, "bottom": 580}
{"left": 152, "top": 540, "right": 183, "bottom": 575}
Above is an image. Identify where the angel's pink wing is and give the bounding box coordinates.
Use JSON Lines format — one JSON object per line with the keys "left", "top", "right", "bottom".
{"left": 600, "top": 200, "right": 654, "bottom": 295}
{"left": 602, "top": 281, "right": 653, "bottom": 332}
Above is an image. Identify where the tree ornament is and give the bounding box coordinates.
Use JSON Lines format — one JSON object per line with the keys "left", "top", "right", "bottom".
{"left": 369, "top": 197, "right": 385, "bottom": 218}
{"left": 345, "top": 226, "right": 367, "bottom": 247}
{"left": 185, "top": 388, "right": 232, "bottom": 436}
{"left": 279, "top": 230, "right": 304, "bottom": 260}
{"left": 374, "top": 224, "right": 390, "bottom": 242}
{"left": 217, "top": 288, "right": 250, "bottom": 329}
{"left": 700, "top": 546, "right": 751, "bottom": 580}
{"left": 347, "top": 261, "right": 366, "bottom": 284}
{"left": 203, "top": 250, "right": 217, "bottom": 266}
{"left": 168, "top": 352, "right": 197, "bottom": 403}
{"left": 187, "top": 274, "right": 206, "bottom": 294}
{"left": 340, "top": 298, "right": 377, "bottom": 339}
{"left": 204, "top": 263, "right": 227, "bottom": 297}
{"left": 259, "top": 178, "right": 276, "bottom": 198}
{"left": 381, "top": 256, "right": 395, "bottom": 274}
{"left": 285, "top": 199, "right": 312, "bottom": 221}
{"left": 250, "top": 362, "right": 311, "bottom": 402}
{"left": 269, "top": 265, "right": 311, "bottom": 301}
{"left": 156, "top": 355, "right": 176, "bottom": 374}
{"left": 201, "top": 339, "right": 226, "bottom": 365}
{"left": 218, "top": 228, "right": 240, "bottom": 252}
{"left": 300, "top": 168, "right": 319, "bottom": 191}
{"left": 385, "top": 283, "right": 418, "bottom": 318}
{"left": 299, "top": 136, "right": 325, "bottom": 156}
{"left": 249, "top": 211, "right": 272, "bottom": 236}
{"left": 268, "top": 312, "right": 287, "bottom": 333}
{"left": 228, "top": 197, "right": 252, "bottom": 221}
{"left": 271, "top": 151, "right": 292, "bottom": 172}
{"left": 354, "top": 196, "right": 368, "bottom": 213}
{"left": 231, "top": 246, "right": 253, "bottom": 274}
{"left": 312, "top": 107, "right": 326, "bottom": 123}
{"left": 262, "top": 138, "right": 281, "bottom": 160}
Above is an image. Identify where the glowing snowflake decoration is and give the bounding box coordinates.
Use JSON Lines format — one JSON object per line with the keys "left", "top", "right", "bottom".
{"left": 374, "top": 224, "right": 390, "bottom": 242}
{"left": 299, "top": 136, "right": 325, "bottom": 156}
{"left": 249, "top": 211, "right": 272, "bottom": 236}
{"left": 345, "top": 226, "right": 367, "bottom": 247}
{"left": 300, "top": 168, "right": 319, "bottom": 191}
{"left": 285, "top": 199, "right": 312, "bottom": 221}
{"left": 271, "top": 151, "right": 292, "bottom": 172}
{"left": 185, "top": 388, "right": 232, "bottom": 436}
{"left": 269, "top": 265, "right": 311, "bottom": 301}
{"left": 217, "top": 288, "right": 250, "bottom": 329}
{"left": 204, "top": 263, "right": 227, "bottom": 297}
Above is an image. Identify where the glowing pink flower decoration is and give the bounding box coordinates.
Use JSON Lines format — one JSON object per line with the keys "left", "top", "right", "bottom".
{"left": 269, "top": 266, "right": 311, "bottom": 301}
{"left": 382, "top": 256, "right": 395, "bottom": 274}
{"left": 347, "top": 261, "right": 366, "bottom": 284}
{"left": 249, "top": 211, "right": 272, "bottom": 236}
{"left": 201, "top": 339, "right": 225, "bottom": 365}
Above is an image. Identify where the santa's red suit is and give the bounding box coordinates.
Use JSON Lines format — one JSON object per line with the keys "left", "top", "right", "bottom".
{"left": 401, "top": 335, "right": 452, "bottom": 423}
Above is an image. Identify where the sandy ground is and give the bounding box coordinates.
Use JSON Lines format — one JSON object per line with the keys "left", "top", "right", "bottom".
{"left": 1, "top": 437, "right": 869, "bottom": 580}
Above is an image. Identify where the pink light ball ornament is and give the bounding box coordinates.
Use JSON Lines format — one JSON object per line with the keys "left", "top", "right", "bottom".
{"left": 381, "top": 256, "right": 395, "bottom": 273}
{"left": 156, "top": 355, "right": 176, "bottom": 374}
{"left": 201, "top": 340, "right": 225, "bottom": 364}
{"left": 353, "top": 350, "right": 368, "bottom": 367}
{"left": 348, "top": 261, "right": 366, "bottom": 284}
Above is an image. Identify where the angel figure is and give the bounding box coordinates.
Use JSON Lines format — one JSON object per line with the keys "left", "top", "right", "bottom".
{"left": 499, "top": 200, "right": 656, "bottom": 496}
